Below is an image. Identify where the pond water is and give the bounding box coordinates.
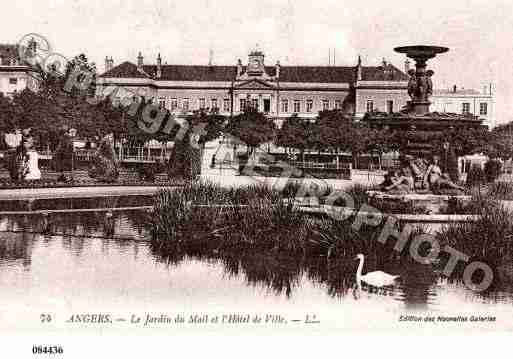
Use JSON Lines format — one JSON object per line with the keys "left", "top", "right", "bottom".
{"left": 1, "top": 200, "right": 513, "bottom": 332}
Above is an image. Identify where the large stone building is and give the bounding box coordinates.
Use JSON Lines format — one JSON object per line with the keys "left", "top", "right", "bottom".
{"left": 96, "top": 49, "right": 410, "bottom": 123}
{"left": 0, "top": 44, "right": 37, "bottom": 97}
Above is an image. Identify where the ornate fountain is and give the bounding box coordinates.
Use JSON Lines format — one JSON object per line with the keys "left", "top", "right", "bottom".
{"left": 363, "top": 45, "right": 485, "bottom": 156}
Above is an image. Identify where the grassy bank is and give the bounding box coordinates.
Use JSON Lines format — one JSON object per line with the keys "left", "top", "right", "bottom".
{"left": 436, "top": 198, "right": 513, "bottom": 289}
{"left": 148, "top": 181, "right": 434, "bottom": 296}
{"left": 487, "top": 182, "right": 513, "bottom": 200}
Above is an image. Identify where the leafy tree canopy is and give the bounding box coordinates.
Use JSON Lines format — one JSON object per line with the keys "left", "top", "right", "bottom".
{"left": 225, "top": 107, "right": 275, "bottom": 152}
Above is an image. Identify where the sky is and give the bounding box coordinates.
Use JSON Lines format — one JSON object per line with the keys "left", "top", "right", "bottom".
{"left": 1, "top": 0, "right": 512, "bottom": 124}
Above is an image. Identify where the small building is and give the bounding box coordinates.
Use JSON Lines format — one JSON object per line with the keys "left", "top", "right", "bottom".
{"left": 431, "top": 85, "right": 495, "bottom": 128}
{"left": 0, "top": 44, "right": 37, "bottom": 97}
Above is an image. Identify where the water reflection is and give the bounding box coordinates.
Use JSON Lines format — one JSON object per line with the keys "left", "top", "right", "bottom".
{"left": 0, "top": 209, "right": 512, "bottom": 312}
{"left": 0, "top": 209, "right": 151, "bottom": 240}
{"left": 0, "top": 231, "right": 34, "bottom": 269}
{"left": 0, "top": 195, "right": 154, "bottom": 212}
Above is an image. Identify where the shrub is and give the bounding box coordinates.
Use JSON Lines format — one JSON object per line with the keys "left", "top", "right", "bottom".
{"left": 484, "top": 159, "right": 502, "bottom": 183}
{"left": 341, "top": 184, "right": 371, "bottom": 209}
{"left": 487, "top": 181, "right": 513, "bottom": 200}
{"left": 466, "top": 164, "right": 486, "bottom": 187}
{"left": 443, "top": 148, "right": 460, "bottom": 183}
{"left": 436, "top": 200, "right": 513, "bottom": 286}
{"left": 137, "top": 161, "right": 165, "bottom": 182}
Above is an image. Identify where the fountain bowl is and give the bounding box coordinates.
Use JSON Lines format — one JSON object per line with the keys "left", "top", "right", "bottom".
{"left": 394, "top": 45, "right": 449, "bottom": 59}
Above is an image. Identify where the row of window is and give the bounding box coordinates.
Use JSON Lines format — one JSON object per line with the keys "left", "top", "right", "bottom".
{"left": 280, "top": 99, "right": 342, "bottom": 113}
{"left": 366, "top": 100, "right": 394, "bottom": 114}
{"left": 452, "top": 102, "right": 488, "bottom": 115}
{"left": 157, "top": 98, "right": 232, "bottom": 112}
{"left": 364, "top": 100, "right": 489, "bottom": 116}
{"left": 155, "top": 97, "right": 344, "bottom": 113}
{"left": 138, "top": 96, "right": 491, "bottom": 117}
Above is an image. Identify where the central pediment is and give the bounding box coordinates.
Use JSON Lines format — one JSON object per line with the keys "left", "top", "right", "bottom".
{"left": 234, "top": 79, "right": 276, "bottom": 90}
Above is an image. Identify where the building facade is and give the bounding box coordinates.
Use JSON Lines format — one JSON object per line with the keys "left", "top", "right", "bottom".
{"left": 96, "top": 50, "right": 410, "bottom": 124}
{"left": 0, "top": 44, "right": 37, "bottom": 97}
{"left": 431, "top": 85, "right": 495, "bottom": 128}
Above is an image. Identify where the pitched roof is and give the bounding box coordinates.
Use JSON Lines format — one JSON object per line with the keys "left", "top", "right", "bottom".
{"left": 100, "top": 62, "right": 408, "bottom": 83}
{"left": 276, "top": 66, "right": 355, "bottom": 83}
{"left": 145, "top": 64, "right": 237, "bottom": 81}
{"left": 361, "top": 65, "right": 409, "bottom": 81}
{"left": 101, "top": 61, "right": 150, "bottom": 79}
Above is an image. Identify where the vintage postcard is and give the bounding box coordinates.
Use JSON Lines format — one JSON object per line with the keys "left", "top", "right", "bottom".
{"left": 1, "top": 0, "right": 512, "bottom": 355}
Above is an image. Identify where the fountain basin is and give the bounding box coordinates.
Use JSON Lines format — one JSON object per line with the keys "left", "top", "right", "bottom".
{"left": 394, "top": 45, "right": 449, "bottom": 59}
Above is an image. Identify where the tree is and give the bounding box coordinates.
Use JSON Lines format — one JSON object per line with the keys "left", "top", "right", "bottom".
{"left": 167, "top": 129, "right": 202, "bottom": 180}
{"left": 276, "top": 115, "right": 310, "bottom": 160}
{"left": 315, "top": 110, "right": 354, "bottom": 151}
{"left": 168, "top": 110, "right": 225, "bottom": 179}
{"left": 225, "top": 107, "right": 275, "bottom": 155}
{"left": 96, "top": 97, "right": 125, "bottom": 140}
{"left": 488, "top": 122, "right": 513, "bottom": 159}
{"left": 362, "top": 127, "right": 394, "bottom": 170}
{"left": 188, "top": 109, "right": 225, "bottom": 145}
{"left": 0, "top": 93, "right": 15, "bottom": 132}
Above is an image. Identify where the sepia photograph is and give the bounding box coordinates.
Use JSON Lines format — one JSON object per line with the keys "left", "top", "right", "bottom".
{"left": 1, "top": 0, "right": 513, "bottom": 355}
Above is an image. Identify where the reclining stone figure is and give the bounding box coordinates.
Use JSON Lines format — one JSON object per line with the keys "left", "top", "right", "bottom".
{"left": 381, "top": 154, "right": 464, "bottom": 194}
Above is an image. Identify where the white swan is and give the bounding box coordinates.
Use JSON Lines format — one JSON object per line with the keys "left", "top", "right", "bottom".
{"left": 355, "top": 254, "right": 400, "bottom": 288}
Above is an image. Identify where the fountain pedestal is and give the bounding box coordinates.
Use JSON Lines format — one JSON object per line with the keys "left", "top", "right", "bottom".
{"left": 394, "top": 45, "right": 449, "bottom": 116}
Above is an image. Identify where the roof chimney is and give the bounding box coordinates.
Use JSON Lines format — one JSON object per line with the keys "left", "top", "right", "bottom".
{"left": 404, "top": 59, "right": 410, "bottom": 74}
{"left": 275, "top": 60, "right": 280, "bottom": 79}
{"left": 137, "top": 51, "right": 143, "bottom": 70}
{"left": 208, "top": 49, "right": 214, "bottom": 66}
{"left": 105, "top": 56, "right": 114, "bottom": 72}
{"left": 356, "top": 55, "right": 362, "bottom": 81}
{"left": 156, "top": 53, "right": 162, "bottom": 78}
{"left": 236, "top": 59, "right": 242, "bottom": 77}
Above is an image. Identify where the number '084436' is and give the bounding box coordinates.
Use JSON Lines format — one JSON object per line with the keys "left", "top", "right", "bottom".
{"left": 32, "top": 346, "right": 63, "bottom": 355}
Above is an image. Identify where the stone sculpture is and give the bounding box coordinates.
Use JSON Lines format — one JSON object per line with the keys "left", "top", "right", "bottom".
{"left": 381, "top": 154, "right": 465, "bottom": 195}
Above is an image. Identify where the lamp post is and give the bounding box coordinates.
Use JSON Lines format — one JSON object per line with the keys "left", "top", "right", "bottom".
{"left": 443, "top": 141, "right": 450, "bottom": 174}
{"left": 69, "top": 128, "right": 77, "bottom": 183}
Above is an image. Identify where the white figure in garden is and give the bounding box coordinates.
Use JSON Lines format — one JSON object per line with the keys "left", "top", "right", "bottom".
{"left": 21, "top": 135, "right": 41, "bottom": 180}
